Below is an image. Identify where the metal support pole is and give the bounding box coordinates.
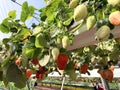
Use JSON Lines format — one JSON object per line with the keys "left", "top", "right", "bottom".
{"left": 61, "top": 77, "right": 65, "bottom": 90}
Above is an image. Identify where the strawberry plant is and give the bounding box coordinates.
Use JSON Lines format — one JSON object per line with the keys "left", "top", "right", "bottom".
{"left": 0, "top": 0, "right": 120, "bottom": 89}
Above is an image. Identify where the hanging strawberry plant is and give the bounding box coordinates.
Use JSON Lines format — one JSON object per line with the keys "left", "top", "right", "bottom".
{"left": 0, "top": 0, "right": 120, "bottom": 89}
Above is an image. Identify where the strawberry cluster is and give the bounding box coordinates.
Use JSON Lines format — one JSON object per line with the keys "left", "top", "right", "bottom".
{"left": 35, "top": 66, "right": 47, "bottom": 80}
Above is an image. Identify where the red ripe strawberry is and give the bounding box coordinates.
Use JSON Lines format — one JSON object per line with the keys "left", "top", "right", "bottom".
{"left": 39, "top": 74, "right": 43, "bottom": 80}
{"left": 105, "top": 70, "right": 113, "bottom": 81}
{"left": 57, "top": 53, "right": 68, "bottom": 70}
{"left": 74, "top": 62, "right": 78, "bottom": 69}
{"left": 39, "top": 66, "right": 44, "bottom": 72}
{"left": 99, "top": 69, "right": 106, "bottom": 79}
{"left": 39, "top": 66, "right": 46, "bottom": 74}
{"left": 13, "top": 56, "right": 17, "bottom": 61}
{"left": 32, "top": 58, "right": 39, "bottom": 65}
{"left": 15, "top": 59, "right": 21, "bottom": 66}
{"left": 36, "top": 73, "right": 40, "bottom": 78}
{"left": 80, "top": 64, "right": 88, "bottom": 74}
{"left": 109, "top": 65, "right": 114, "bottom": 72}
{"left": 26, "top": 69, "right": 32, "bottom": 79}
{"left": 109, "top": 11, "right": 120, "bottom": 25}
{"left": 99, "top": 69, "right": 113, "bottom": 81}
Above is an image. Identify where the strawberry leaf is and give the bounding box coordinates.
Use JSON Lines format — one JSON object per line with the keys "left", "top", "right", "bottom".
{"left": 65, "top": 61, "right": 77, "bottom": 80}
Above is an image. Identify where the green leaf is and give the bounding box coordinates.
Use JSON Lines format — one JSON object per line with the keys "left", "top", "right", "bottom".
{"left": 20, "top": 11, "right": 28, "bottom": 22}
{"left": 46, "top": 0, "right": 61, "bottom": 16}
{"left": 28, "top": 6, "right": 35, "bottom": 16}
{"left": 18, "top": 28, "right": 31, "bottom": 36}
{"left": 3, "top": 77, "right": 9, "bottom": 87}
{"left": 8, "top": 10, "right": 16, "bottom": 19}
{"left": 0, "top": 71, "right": 3, "bottom": 81}
{"left": 35, "top": 33, "right": 47, "bottom": 48}
{"left": 20, "top": 2, "right": 29, "bottom": 22}
{"left": 20, "top": 2, "right": 35, "bottom": 22}
{"left": 24, "top": 47, "right": 36, "bottom": 59}
{"left": 46, "top": 12, "right": 57, "bottom": 23}
{"left": 21, "top": 53, "right": 29, "bottom": 67}
{"left": 39, "top": 7, "right": 47, "bottom": 21}
{"left": 45, "top": 0, "right": 61, "bottom": 22}
{"left": 32, "top": 26, "right": 42, "bottom": 36}
{"left": 2, "top": 62, "right": 11, "bottom": 86}
{"left": 24, "top": 36, "right": 35, "bottom": 48}
{"left": 22, "top": 1, "right": 29, "bottom": 12}
{"left": 109, "top": 48, "right": 120, "bottom": 60}
{"left": 0, "top": 24, "right": 9, "bottom": 33}
{"left": 14, "top": 81, "right": 26, "bottom": 89}
{"left": 14, "top": 76, "right": 26, "bottom": 89}
{"left": 10, "top": 27, "right": 18, "bottom": 33}
{"left": 65, "top": 61, "right": 77, "bottom": 80}
{"left": 63, "top": 17, "right": 73, "bottom": 26}
{"left": 36, "top": 49, "right": 47, "bottom": 59}
{"left": 2, "top": 56, "right": 11, "bottom": 68}
{"left": 6, "top": 64, "right": 23, "bottom": 83}
{"left": 2, "top": 18, "right": 11, "bottom": 28}
{"left": 64, "top": 0, "right": 70, "bottom": 4}
{"left": 2, "top": 38, "right": 10, "bottom": 45}
{"left": 27, "top": 6, "right": 35, "bottom": 20}
{"left": 22, "top": 36, "right": 37, "bottom": 59}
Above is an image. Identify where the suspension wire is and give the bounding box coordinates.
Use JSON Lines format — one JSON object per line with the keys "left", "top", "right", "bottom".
{"left": 11, "top": 0, "right": 22, "bottom": 6}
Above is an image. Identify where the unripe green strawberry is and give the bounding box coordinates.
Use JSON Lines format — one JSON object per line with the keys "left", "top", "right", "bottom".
{"left": 86, "top": 15, "right": 96, "bottom": 30}
{"left": 107, "top": 0, "right": 120, "bottom": 6}
{"left": 109, "top": 11, "right": 120, "bottom": 25}
{"left": 57, "top": 53, "right": 68, "bottom": 70}
{"left": 51, "top": 47, "right": 59, "bottom": 61}
{"left": 62, "top": 36, "right": 70, "bottom": 48}
{"left": 56, "top": 37, "right": 61, "bottom": 44}
{"left": 74, "top": 4, "right": 88, "bottom": 22}
{"left": 32, "top": 26, "right": 42, "bottom": 36}
{"left": 39, "top": 55, "right": 50, "bottom": 66}
{"left": 69, "top": 0, "right": 79, "bottom": 8}
{"left": 96, "top": 25, "right": 111, "bottom": 41}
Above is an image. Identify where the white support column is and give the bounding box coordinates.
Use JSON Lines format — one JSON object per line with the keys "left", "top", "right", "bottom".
{"left": 100, "top": 76, "right": 110, "bottom": 90}
{"left": 61, "top": 77, "right": 65, "bottom": 90}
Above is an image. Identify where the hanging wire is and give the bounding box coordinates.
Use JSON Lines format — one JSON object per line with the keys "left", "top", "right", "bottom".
{"left": 11, "top": 0, "right": 22, "bottom": 6}
{"left": 11, "top": 0, "right": 40, "bottom": 22}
